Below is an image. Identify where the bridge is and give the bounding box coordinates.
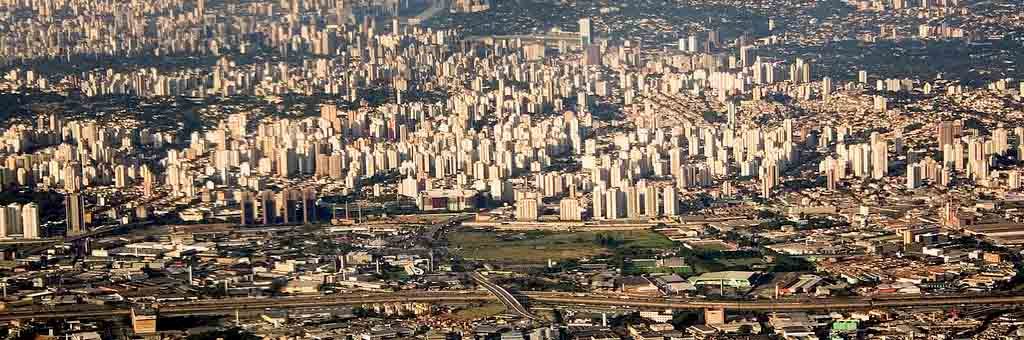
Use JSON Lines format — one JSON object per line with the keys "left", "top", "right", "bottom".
{"left": 471, "top": 272, "right": 538, "bottom": 320}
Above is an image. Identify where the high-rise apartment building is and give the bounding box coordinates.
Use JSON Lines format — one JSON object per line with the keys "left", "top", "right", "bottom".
{"left": 871, "top": 139, "right": 888, "bottom": 180}
{"left": 66, "top": 193, "right": 85, "bottom": 235}
{"left": 760, "top": 163, "right": 779, "bottom": 198}
{"left": 4, "top": 203, "right": 21, "bottom": 236}
{"left": 643, "top": 185, "right": 658, "bottom": 217}
{"left": 579, "top": 18, "right": 592, "bottom": 46}
{"left": 937, "top": 120, "right": 961, "bottom": 148}
{"left": 278, "top": 148, "right": 298, "bottom": 177}
{"left": 606, "top": 187, "right": 623, "bottom": 219}
{"left": 907, "top": 164, "right": 923, "bottom": 189}
{"left": 516, "top": 197, "right": 539, "bottom": 221}
{"left": 239, "top": 191, "right": 255, "bottom": 225}
{"left": 302, "top": 188, "right": 318, "bottom": 224}
{"left": 22, "top": 203, "right": 39, "bottom": 239}
{"left": 559, "top": 198, "right": 582, "bottom": 221}
{"left": 592, "top": 189, "right": 605, "bottom": 220}
{"left": 662, "top": 186, "right": 678, "bottom": 217}
{"left": 114, "top": 165, "right": 128, "bottom": 187}
{"left": 739, "top": 45, "right": 754, "bottom": 68}
{"left": 821, "top": 77, "right": 833, "bottom": 99}
{"left": 260, "top": 190, "right": 275, "bottom": 225}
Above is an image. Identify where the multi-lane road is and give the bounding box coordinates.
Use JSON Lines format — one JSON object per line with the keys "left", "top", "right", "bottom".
{"left": 523, "top": 292, "right": 1024, "bottom": 311}
{"left": 5, "top": 291, "right": 1024, "bottom": 321}
{"left": 0, "top": 291, "right": 495, "bottom": 321}
{"left": 471, "top": 272, "right": 538, "bottom": 320}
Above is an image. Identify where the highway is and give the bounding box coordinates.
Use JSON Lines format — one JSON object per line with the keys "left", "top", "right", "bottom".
{"left": 471, "top": 272, "right": 538, "bottom": 320}
{"left": 0, "top": 292, "right": 496, "bottom": 321}
{"left": 5, "top": 291, "right": 1024, "bottom": 321}
{"left": 523, "top": 292, "right": 1024, "bottom": 311}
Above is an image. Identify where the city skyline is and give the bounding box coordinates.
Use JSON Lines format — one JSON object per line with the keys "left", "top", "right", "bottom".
{"left": 0, "top": 0, "right": 1022, "bottom": 339}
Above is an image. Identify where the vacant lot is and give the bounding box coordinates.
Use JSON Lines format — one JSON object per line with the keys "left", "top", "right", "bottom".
{"left": 450, "top": 302, "right": 508, "bottom": 321}
{"left": 449, "top": 229, "right": 675, "bottom": 264}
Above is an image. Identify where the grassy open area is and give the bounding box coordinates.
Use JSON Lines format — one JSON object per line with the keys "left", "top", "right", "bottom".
{"left": 448, "top": 229, "right": 675, "bottom": 264}
{"left": 683, "top": 252, "right": 813, "bottom": 274}
{"left": 623, "top": 265, "right": 693, "bottom": 276}
{"left": 716, "top": 258, "right": 766, "bottom": 268}
{"left": 450, "top": 302, "right": 508, "bottom": 321}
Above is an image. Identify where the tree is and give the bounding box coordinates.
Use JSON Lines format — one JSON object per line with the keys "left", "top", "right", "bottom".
{"left": 268, "top": 279, "right": 287, "bottom": 296}
{"left": 669, "top": 311, "right": 699, "bottom": 330}
{"left": 593, "top": 233, "right": 623, "bottom": 248}
{"left": 353, "top": 306, "right": 375, "bottom": 317}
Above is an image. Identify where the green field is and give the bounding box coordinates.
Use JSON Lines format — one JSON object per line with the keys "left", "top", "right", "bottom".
{"left": 683, "top": 252, "right": 813, "bottom": 274}
{"left": 449, "top": 229, "right": 675, "bottom": 264}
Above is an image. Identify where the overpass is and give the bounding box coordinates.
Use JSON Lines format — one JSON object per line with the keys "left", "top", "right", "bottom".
{"left": 0, "top": 221, "right": 155, "bottom": 256}
{"left": 5, "top": 291, "right": 1024, "bottom": 321}
{"left": 472, "top": 272, "right": 538, "bottom": 320}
